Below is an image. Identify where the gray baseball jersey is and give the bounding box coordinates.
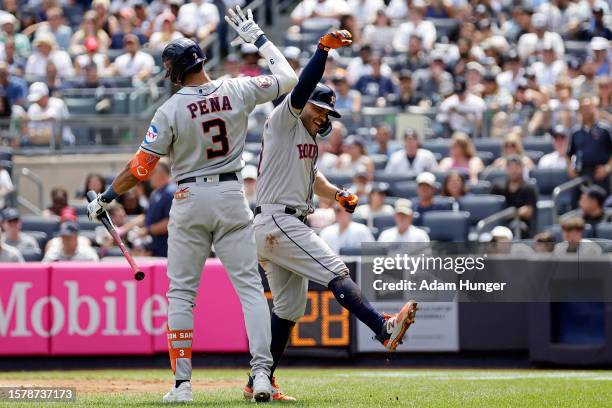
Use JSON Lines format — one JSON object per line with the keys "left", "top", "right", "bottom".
{"left": 141, "top": 75, "right": 280, "bottom": 180}
{"left": 256, "top": 94, "right": 318, "bottom": 214}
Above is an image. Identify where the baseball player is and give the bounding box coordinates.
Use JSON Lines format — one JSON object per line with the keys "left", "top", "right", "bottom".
{"left": 87, "top": 6, "right": 298, "bottom": 403}
{"left": 243, "top": 30, "right": 418, "bottom": 401}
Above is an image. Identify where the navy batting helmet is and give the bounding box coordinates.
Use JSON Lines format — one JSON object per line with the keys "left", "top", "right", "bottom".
{"left": 162, "top": 38, "right": 207, "bottom": 85}
{"left": 308, "top": 84, "right": 341, "bottom": 118}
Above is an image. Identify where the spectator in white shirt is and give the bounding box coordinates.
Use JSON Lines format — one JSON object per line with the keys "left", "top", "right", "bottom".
{"left": 530, "top": 42, "right": 566, "bottom": 91}
{"left": 176, "top": 0, "right": 219, "bottom": 40}
{"left": 148, "top": 13, "right": 183, "bottom": 50}
{"left": 43, "top": 221, "right": 100, "bottom": 262}
{"left": 438, "top": 77, "right": 487, "bottom": 136}
{"left": 354, "top": 182, "right": 394, "bottom": 227}
{"left": 0, "top": 166, "right": 14, "bottom": 209}
{"left": 74, "top": 37, "right": 110, "bottom": 77}
{"left": 517, "top": 13, "right": 564, "bottom": 60}
{"left": 34, "top": 7, "right": 72, "bottom": 51}
{"left": 347, "top": 0, "right": 384, "bottom": 26}
{"left": 553, "top": 217, "right": 603, "bottom": 257}
{"left": 1, "top": 208, "right": 39, "bottom": 254}
{"left": 26, "top": 82, "right": 74, "bottom": 146}
{"left": 538, "top": 126, "right": 570, "bottom": 170}
{"left": 392, "top": 0, "right": 437, "bottom": 51}
{"left": 320, "top": 205, "right": 375, "bottom": 254}
{"left": 290, "top": 0, "right": 350, "bottom": 26}
{"left": 110, "top": 34, "right": 155, "bottom": 85}
{"left": 378, "top": 198, "right": 430, "bottom": 243}
{"left": 25, "top": 34, "right": 75, "bottom": 78}
{"left": 385, "top": 128, "right": 438, "bottom": 174}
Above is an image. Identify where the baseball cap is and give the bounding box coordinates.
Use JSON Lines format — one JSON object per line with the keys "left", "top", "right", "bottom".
{"left": 394, "top": 199, "right": 413, "bottom": 215}
{"left": 34, "top": 33, "right": 57, "bottom": 48}
{"left": 28, "top": 81, "right": 49, "bottom": 103}
{"left": 590, "top": 37, "right": 609, "bottom": 52}
{"left": 58, "top": 221, "right": 79, "bottom": 236}
{"left": 1, "top": 207, "right": 20, "bottom": 222}
{"left": 308, "top": 83, "right": 341, "bottom": 118}
{"left": 225, "top": 53, "right": 240, "bottom": 63}
{"left": 491, "top": 226, "right": 513, "bottom": 240}
{"left": 581, "top": 185, "right": 607, "bottom": 206}
{"left": 398, "top": 69, "right": 412, "bottom": 80}
{"left": 551, "top": 125, "right": 568, "bottom": 139}
{"left": 531, "top": 13, "right": 547, "bottom": 29}
{"left": 466, "top": 61, "right": 485, "bottom": 76}
{"left": 370, "top": 182, "right": 390, "bottom": 195}
{"left": 242, "top": 165, "right": 258, "bottom": 181}
{"left": 0, "top": 13, "right": 16, "bottom": 26}
{"left": 416, "top": 172, "right": 437, "bottom": 188}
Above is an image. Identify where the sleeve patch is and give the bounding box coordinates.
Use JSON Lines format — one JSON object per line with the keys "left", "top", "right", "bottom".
{"left": 144, "top": 124, "right": 159, "bottom": 144}
{"left": 254, "top": 76, "right": 274, "bottom": 88}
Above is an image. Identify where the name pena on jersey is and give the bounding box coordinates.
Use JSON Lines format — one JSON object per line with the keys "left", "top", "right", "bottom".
{"left": 186, "top": 95, "right": 233, "bottom": 119}
{"left": 297, "top": 143, "right": 317, "bottom": 159}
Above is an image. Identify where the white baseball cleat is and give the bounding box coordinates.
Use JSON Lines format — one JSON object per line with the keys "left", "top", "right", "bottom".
{"left": 163, "top": 381, "right": 193, "bottom": 403}
{"left": 251, "top": 372, "right": 271, "bottom": 402}
{"left": 382, "top": 300, "right": 418, "bottom": 351}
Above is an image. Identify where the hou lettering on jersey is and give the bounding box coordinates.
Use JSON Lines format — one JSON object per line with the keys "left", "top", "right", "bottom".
{"left": 296, "top": 143, "right": 317, "bottom": 159}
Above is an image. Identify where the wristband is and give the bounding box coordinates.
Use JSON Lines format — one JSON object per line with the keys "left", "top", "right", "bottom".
{"left": 254, "top": 34, "right": 268, "bottom": 48}
{"left": 100, "top": 186, "right": 119, "bottom": 203}
{"left": 318, "top": 43, "right": 330, "bottom": 52}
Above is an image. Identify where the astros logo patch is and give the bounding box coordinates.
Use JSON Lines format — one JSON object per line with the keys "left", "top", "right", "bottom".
{"left": 144, "top": 125, "right": 158, "bottom": 144}
{"left": 255, "top": 76, "right": 273, "bottom": 88}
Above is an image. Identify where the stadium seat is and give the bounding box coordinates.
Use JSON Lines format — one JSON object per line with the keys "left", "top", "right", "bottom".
{"left": 523, "top": 137, "right": 554, "bottom": 154}
{"left": 468, "top": 180, "right": 492, "bottom": 195}
{"left": 373, "top": 214, "right": 395, "bottom": 233}
{"left": 536, "top": 200, "right": 554, "bottom": 232}
{"left": 421, "top": 211, "right": 470, "bottom": 242}
{"left": 473, "top": 139, "right": 502, "bottom": 158}
{"left": 70, "top": 202, "right": 89, "bottom": 217}
{"left": 389, "top": 181, "right": 417, "bottom": 198}
{"left": 529, "top": 168, "right": 569, "bottom": 196}
{"left": 594, "top": 223, "right": 612, "bottom": 240}
{"left": 458, "top": 195, "right": 506, "bottom": 226}
{"left": 374, "top": 171, "right": 415, "bottom": 184}
{"left": 325, "top": 174, "right": 353, "bottom": 189}
{"left": 525, "top": 150, "right": 544, "bottom": 164}
{"left": 22, "top": 249, "right": 43, "bottom": 262}
{"left": 21, "top": 215, "right": 60, "bottom": 238}
{"left": 24, "top": 231, "right": 47, "bottom": 251}
{"left": 432, "top": 169, "right": 469, "bottom": 183}
{"left": 421, "top": 138, "right": 450, "bottom": 158}
{"left": 370, "top": 154, "right": 388, "bottom": 170}
{"left": 339, "top": 246, "right": 388, "bottom": 256}
{"left": 77, "top": 217, "right": 100, "bottom": 231}
{"left": 476, "top": 151, "right": 495, "bottom": 166}
{"left": 65, "top": 97, "right": 97, "bottom": 115}
{"left": 480, "top": 168, "right": 507, "bottom": 185}
{"left": 101, "top": 247, "right": 125, "bottom": 258}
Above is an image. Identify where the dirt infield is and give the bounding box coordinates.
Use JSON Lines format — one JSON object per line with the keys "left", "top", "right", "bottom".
{"left": 0, "top": 378, "right": 242, "bottom": 395}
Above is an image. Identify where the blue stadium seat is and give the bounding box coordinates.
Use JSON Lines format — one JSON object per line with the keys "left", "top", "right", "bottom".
{"left": 525, "top": 150, "right": 544, "bottom": 164}
{"left": 374, "top": 172, "right": 415, "bottom": 184}
{"left": 421, "top": 138, "right": 450, "bottom": 158}
{"left": 370, "top": 154, "right": 388, "bottom": 170}
{"left": 373, "top": 214, "right": 395, "bottom": 233}
{"left": 24, "top": 231, "right": 47, "bottom": 251}
{"left": 389, "top": 181, "right": 417, "bottom": 198}
{"left": 467, "top": 180, "right": 492, "bottom": 195}
{"left": 529, "top": 168, "right": 569, "bottom": 196}
{"left": 480, "top": 168, "right": 507, "bottom": 185}
{"left": 22, "top": 249, "right": 43, "bottom": 262}
{"left": 476, "top": 151, "right": 495, "bottom": 166}
{"left": 21, "top": 215, "right": 60, "bottom": 238}
{"left": 432, "top": 169, "right": 469, "bottom": 182}
{"left": 77, "top": 217, "right": 100, "bottom": 231}
{"left": 421, "top": 211, "right": 470, "bottom": 242}
{"left": 458, "top": 195, "right": 506, "bottom": 226}
{"left": 474, "top": 139, "right": 502, "bottom": 158}
{"left": 594, "top": 223, "right": 612, "bottom": 240}
{"left": 326, "top": 174, "right": 353, "bottom": 189}
{"left": 523, "top": 137, "right": 554, "bottom": 154}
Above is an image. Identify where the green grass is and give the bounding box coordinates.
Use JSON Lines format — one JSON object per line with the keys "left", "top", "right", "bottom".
{"left": 0, "top": 368, "right": 610, "bottom": 407}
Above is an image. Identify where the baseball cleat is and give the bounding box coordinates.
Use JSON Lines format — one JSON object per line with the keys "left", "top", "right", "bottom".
{"left": 382, "top": 300, "right": 418, "bottom": 351}
{"left": 162, "top": 381, "right": 193, "bottom": 403}
{"left": 252, "top": 372, "right": 272, "bottom": 402}
{"left": 244, "top": 375, "right": 297, "bottom": 402}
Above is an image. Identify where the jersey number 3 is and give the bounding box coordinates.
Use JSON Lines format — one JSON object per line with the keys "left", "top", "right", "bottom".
{"left": 202, "top": 118, "right": 229, "bottom": 159}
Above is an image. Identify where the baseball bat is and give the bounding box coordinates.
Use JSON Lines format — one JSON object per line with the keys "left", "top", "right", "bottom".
{"left": 86, "top": 191, "right": 145, "bottom": 281}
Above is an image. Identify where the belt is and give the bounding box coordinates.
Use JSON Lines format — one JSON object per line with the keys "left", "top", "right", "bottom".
{"left": 177, "top": 172, "right": 238, "bottom": 185}
{"left": 254, "top": 205, "right": 308, "bottom": 223}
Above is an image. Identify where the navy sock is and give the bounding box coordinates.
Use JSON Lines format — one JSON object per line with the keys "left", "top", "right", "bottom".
{"left": 270, "top": 313, "right": 296, "bottom": 377}
{"left": 328, "top": 276, "right": 385, "bottom": 336}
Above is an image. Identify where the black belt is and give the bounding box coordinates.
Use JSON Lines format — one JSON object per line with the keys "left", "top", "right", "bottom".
{"left": 254, "top": 206, "right": 308, "bottom": 223}
{"left": 177, "top": 172, "right": 238, "bottom": 185}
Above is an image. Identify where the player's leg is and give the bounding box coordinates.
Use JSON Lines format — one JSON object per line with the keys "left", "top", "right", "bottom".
{"left": 258, "top": 213, "right": 417, "bottom": 350}
{"left": 163, "top": 189, "right": 212, "bottom": 403}
{"left": 211, "top": 186, "right": 273, "bottom": 401}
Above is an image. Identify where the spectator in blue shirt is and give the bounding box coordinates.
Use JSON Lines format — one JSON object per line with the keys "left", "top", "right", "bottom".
{"left": 143, "top": 159, "right": 175, "bottom": 257}
{"left": 0, "top": 62, "right": 26, "bottom": 106}
{"left": 413, "top": 172, "right": 448, "bottom": 215}
{"left": 354, "top": 54, "right": 397, "bottom": 106}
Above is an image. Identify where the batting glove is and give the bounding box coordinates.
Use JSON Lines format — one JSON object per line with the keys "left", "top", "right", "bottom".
{"left": 335, "top": 189, "right": 358, "bottom": 213}
{"left": 87, "top": 194, "right": 109, "bottom": 222}
{"left": 319, "top": 30, "right": 353, "bottom": 51}
{"left": 225, "top": 5, "right": 265, "bottom": 47}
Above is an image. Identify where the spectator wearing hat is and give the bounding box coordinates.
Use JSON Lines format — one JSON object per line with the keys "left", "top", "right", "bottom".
{"left": 567, "top": 96, "right": 612, "bottom": 193}
{"left": 354, "top": 182, "right": 394, "bottom": 224}
{"left": 385, "top": 128, "right": 437, "bottom": 174}
{"left": 0, "top": 230, "right": 24, "bottom": 263}
{"left": 0, "top": 13, "right": 30, "bottom": 58}
{"left": 491, "top": 155, "right": 538, "bottom": 238}
{"left": 110, "top": 34, "right": 155, "bottom": 85}
{"left": 438, "top": 132, "right": 484, "bottom": 183}
{"left": 392, "top": 0, "right": 436, "bottom": 51}
{"left": 378, "top": 198, "right": 429, "bottom": 243}
{"left": 331, "top": 75, "right": 361, "bottom": 113}
{"left": 412, "top": 50, "right": 453, "bottom": 106}
{"left": 148, "top": 12, "right": 183, "bottom": 50}
{"left": 577, "top": 185, "right": 612, "bottom": 229}
{"left": 437, "top": 77, "right": 487, "bottom": 136}
{"left": 579, "top": 4, "right": 612, "bottom": 41}
{"left": 538, "top": 126, "right": 570, "bottom": 170}
{"left": 26, "top": 34, "right": 74, "bottom": 78}
{"left": 413, "top": 172, "right": 447, "bottom": 215}
{"left": 465, "top": 61, "right": 485, "bottom": 95}
{"left": 74, "top": 37, "right": 110, "bottom": 77}
{"left": 1, "top": 208, "right": 39, "bottom": 254}
{"left": 26, "top": 82, "right": 74, "bottom": 146}
{"left": 43, "top": 221, "right": 99, "bottom": 262}
{"left": 319, "top": 204, "right": 374, "bottom": 255}
{"left": 361, "top": 9, "right": 395, "bottom": 53}
{"left": 69, "top": 10, "right": 111, "bottom": 55}
{"left": 517, "top": 12, "right": 564, "bottom": 60}
{"left": 0, "top": 61, "right": 27, "bottom": 106}
{"left": 34, "top": 7, "right": 72, "bottom": 51}
{"left": 590, "top": 37, "right": 610, "bottom": 77}
{"left": 242, "top": 165, "right": 258, "bottom": 206}
{"left": 554, "top": 217, "right": 603, "bottom": 256}
{"left": 176, "top": 0, "right": 219, "bottom": 40}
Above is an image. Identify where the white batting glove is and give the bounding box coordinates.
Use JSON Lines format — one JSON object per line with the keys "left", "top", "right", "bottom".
{"left": 87, "top": 194, "right": 109, "bottom": 222}
{"left": 224, "top": 5, "right": 265, "bottom": 47}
